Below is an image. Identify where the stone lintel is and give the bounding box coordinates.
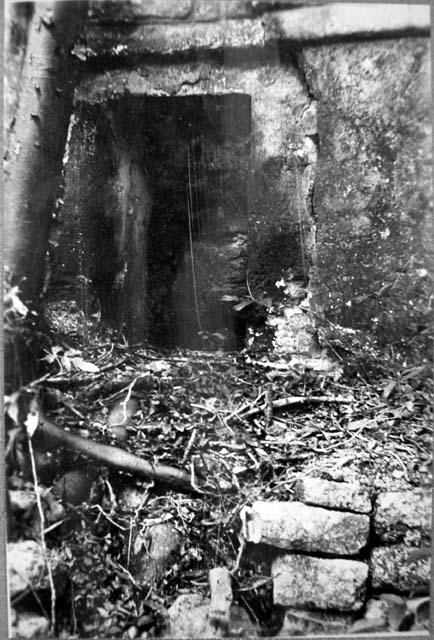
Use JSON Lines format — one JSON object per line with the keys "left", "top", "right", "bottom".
{"left": 80, "top": 3, "right": 430, "bottom": 62}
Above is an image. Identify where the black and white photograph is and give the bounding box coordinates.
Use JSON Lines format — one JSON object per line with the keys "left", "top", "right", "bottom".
{"left": 3, "top": 0, "right": 433, "bottom": 638}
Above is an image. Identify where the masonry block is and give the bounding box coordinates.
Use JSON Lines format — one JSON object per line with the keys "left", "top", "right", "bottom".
{"left": 272, "top": 554, "right": 368, "bottom": 610}
{"left": 241, "top": 501, "right": 369, "bottom": 555}
{"left": 373, "top": 490, "right": 432, "bottom": 544}
{"left": 89, "top": 0, "right": 193, "bottom": 23}
{"left": 295, "top": 477, "right": 372, "bottom": 514}
{"left": 371, "top": 545, "right": 431, "bottom": 592}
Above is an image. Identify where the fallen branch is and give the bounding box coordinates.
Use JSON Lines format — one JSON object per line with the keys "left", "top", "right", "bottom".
{"left": 240, "top": 395, "right": 353, "bottom": 419}
{"left": 37, "top": 412, "right": 195, "bottom": 492}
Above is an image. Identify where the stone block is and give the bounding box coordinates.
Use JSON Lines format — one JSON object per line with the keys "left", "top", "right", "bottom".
{"left": 299, "top": 38, "right": 431, "bottom": 339}
{"left": 295, "top": 477, "right": 372, "bottom": 514}
{"left": 301, "top": 100, "right": 318, "bottom": 136}
{"left": 269, "top": 308, "right": 321, "bottom": 356}
{"left": 166, "top": 594, "right": 259, "bottom": 638}
{"left": 167, "top": 593, "right": 210, "bottom": 638}
{"left": 84, "top": 18, "right": 265, "bottom": 60}
{"left": 194, "top": 0, "right": 254, "bottom": 21}
{"left": 265, "top": 4, "right": 430, "bottom": 43}
{"left": 272, "top": 554, "right": 368, "bottom": 610}
{"left": 11, "top": 612, "right": 50, "bottom": 639}
{"left": 9, "top": 489, "right": 36, "bottom": 513}
{"left": 371, "top": 545, "right": 431, "bottom": 592}
{"left": 365, "top": 597, "right": 389, "bottom": 624}
{"left": 89, "top": 0, "right": 193, "bottom": 23}
{"left": 133, "top": 523, "right": 181, "bottom": 584}
{"left": 118, "top": 485, "right": 148, "bottom": 510}
{"left": 241, "top": 501, "right": 369, "bottom": 555}
{"left": 373, "top": 490, "right": 432, "bottom": 544}
{"left": 8, "top": 541, "right": 59, "bottom": 597}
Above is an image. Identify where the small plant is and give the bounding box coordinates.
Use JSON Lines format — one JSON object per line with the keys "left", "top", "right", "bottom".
{"left": 42, "top": 345, "right": 100, "bottom": 374}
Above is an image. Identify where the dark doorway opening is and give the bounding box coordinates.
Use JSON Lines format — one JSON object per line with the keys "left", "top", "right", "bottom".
{"left": 132, "top": 94, "right": 252, "bottom": 350}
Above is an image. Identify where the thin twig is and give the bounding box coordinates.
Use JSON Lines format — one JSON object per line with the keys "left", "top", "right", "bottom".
{"left": 181, "top": 428, "right": 197, "bottom": 464}
{"left": 90, "top": 505, "right": 129, "bottom": 530}
{"left": 27, "top": 432, "right": 56, "bottom": 633}
{"left": 241, "top": 395, "right": 352, "bottom": 419}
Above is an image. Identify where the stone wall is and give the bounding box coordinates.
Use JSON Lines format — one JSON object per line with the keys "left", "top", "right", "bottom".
{"left": 241, "top": 478, "right": 431, "bottom": 634}
{"left": 47, "top": 2, "right": 431, "bottom": 350}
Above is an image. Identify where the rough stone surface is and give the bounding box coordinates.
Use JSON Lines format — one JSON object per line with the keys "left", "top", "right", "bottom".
{"left": 373, "top": 490, "right": 432, "bottom": 544}
{"left": 11, "top": 612, "right": 50, "bottom": 639}
{"left": 83, "top": 18, "right": 266, "bottom": 59}
{"left": 269, "top": 307, "right": 321, "bottom": 355}
{"left": 266, "top": 4, "right": 430, "bottom": 43}
{"left": 371, "top": 545, "right": 431, "bottom": 592}
{"left": 167, "top": 593, "right": 210, "bottom": 638}
{"left": 9, "top": 489, "right": 36, "bottom": 513}
{"left": 88, "top": 0, "right": 194, "bottom": 23}
{"left": 194, "top": 0, "right": 254, "bottom": 21}
{"left": 300, "top": 38, "right": 432, "bottom": 339}
{"left": 278, "top": 609, "right": 353, "bottom": 636}
{"left": 272, "top": 554, "right": 368, "bottom": 610}
{"left": 133, "top": 523, "right": 181, "bottom": 584}
{"left": 365, "top": 597, "right": 389, "bottom": 624}
{"left": 53, "top": 469, "right": 95, "bottom": 506}
{"left": 166, "top": 595, "right": 259, "bottom": 638}
{"left": 11, "top": 612, "right": 49, "bottom": 638}
{"left": 242, "top": 501, "right": 369, "bottom": 555}
{"left": 83, "top": 4, "right": 429, "bottom": 60}
{"left": 118, "top": 485, "right": 148, "bottom": 510}
{"left": 8, "top": 541, "right": 47, "bottom": 597}
{"left": 295, "top": 477, "right": 372, "bottom": 514}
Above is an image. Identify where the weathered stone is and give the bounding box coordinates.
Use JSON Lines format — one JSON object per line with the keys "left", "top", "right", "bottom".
{"left": 272, "top": 554, "right": 368, "bottom": 610}
{"left": 89, "top": 0, "right": 194, "bottom": 22}
{"left": 265, "top": 4, "right": 430, "bottom": 43}
{"left": 194, "top": 0, "right": 254, "bottom": 21}
{"left": 295, "top": 477, "right": 372, "bottom": 514}
{"left": 83, "top": 4, "right": 429, "bottom": 60}
{"left": 53, "top": 468, "right": 95, "bottom": 505}
{"left": 108, "top": 398, "right": 138, "bottom": 426}
{"left": 301, "top": 100, "right": 318, "bottom": 136}
{"left": 7, "top": 541, "right": 61, "bottom": 597}
{"left": 269, "top": 307, "right": 321, "bottom": 355}
{"left": 365, "top": 597, "right": 389, "bottom": 624}
{"left": 241, "top": 501, "right": 369, "bottom": 555}
{"left": 9, "top": 489, "right": 36, "bottom": 513}
{"left": 371, "top": 545, "right": 431, "bottom": 592}
{"left": 11, "top": 612, "right": 50, "bottom": 639}
{"left": 118, "top": 485, "right": 148, "bottom": 510}
{"left": 278, "top": 609, "right": 354, "bottom": 636}
{"left": 167, "top": 594, "right": 210, "bottom": 638}
{"left": 133, "top": 523, "right": 181, "bottom": 584}
{"left": 373, "top": 490, "right": 432, "bottom": 544}
{"left": 300, "top": 38, "right": 432, "bottom": 339}
{"left": 83, "top": 18, "right": 266, "bottom": 59}
{"left": 166, "top": 595, "right": 259, "bottom": 638}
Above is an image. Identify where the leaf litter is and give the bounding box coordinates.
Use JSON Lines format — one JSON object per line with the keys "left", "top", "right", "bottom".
{"left": 8, "top": 329, "right": 433, "bottom": 637}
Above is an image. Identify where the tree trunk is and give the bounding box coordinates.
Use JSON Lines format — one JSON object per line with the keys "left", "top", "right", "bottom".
{"left": 4, "top": 1, "right": 88, "bottom": 305}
